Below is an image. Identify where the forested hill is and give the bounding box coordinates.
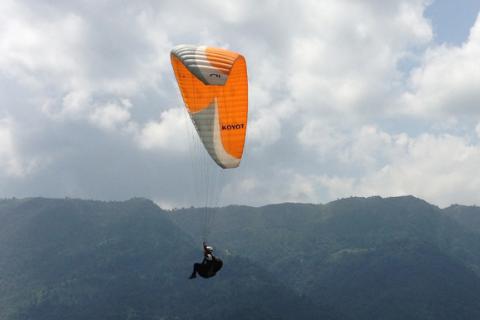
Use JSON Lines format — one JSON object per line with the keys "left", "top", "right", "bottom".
{"left": 444, "top": 203, "right": 480, "bottom": 233}
{"left": 2, "top": 196, "right": 480, "bottom": 319}
{"left": 170, "top": 196, "right": 480, "bottom": 320}
{"left": 0, "top": 197, "right": 338, "bottom": 320}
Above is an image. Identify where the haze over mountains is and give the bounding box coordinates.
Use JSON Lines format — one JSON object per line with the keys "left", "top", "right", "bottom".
{"left": 1, "top": 196, "right": 480, "bottom": 319}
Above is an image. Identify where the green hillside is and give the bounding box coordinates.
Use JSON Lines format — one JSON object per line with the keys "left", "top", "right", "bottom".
{"left": 170, "top": 196, "right": 480, "bottom": 319}
{"left": 2, "top": 196, "right": 480, "bottom": 319}
{"left": 0, "top": 198, "right": 337, "bottom": 320}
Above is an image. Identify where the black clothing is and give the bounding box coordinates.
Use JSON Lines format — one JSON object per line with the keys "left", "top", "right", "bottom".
{"left": 189, "top": 246, "right": 223, "bottom": 279}
{"left": 190, "top": 257, "right": 223, "bottom": 278}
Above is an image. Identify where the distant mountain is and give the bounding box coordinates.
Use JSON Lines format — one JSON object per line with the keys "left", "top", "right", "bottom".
{"left": 444, "top": 204, "right": 480, "bottom": 234}
{"left": 170, "top": 195, "right": 480, "bottom": 320}
{"left": 309, "top": 240, "right": 480, "bottom": 320}
{"left": 2, "top": 196, "right": 480, "bottom": 319}
{"left": 0, "top": 198, "right": 338, "bottom": 320}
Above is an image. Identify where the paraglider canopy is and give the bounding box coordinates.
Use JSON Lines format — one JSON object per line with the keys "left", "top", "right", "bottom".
{"left": 170, "top": 45, "right": 248, "bottom": 169}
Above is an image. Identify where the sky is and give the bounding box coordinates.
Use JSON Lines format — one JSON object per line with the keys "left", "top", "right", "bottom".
{"left": 1, "top": 0, "right": 480, "bottom": 208}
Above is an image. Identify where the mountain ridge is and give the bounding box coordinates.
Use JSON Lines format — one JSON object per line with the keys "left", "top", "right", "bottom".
{"left": 2, "top": 195, "right": 480, "bottom": 319}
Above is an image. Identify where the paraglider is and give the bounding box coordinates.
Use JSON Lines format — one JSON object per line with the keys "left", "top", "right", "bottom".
{"left": 189, "top": 242, "right": 223, "bottom": 279}
{"left": 170, "top": 44, "right": 248, "bottom": 279}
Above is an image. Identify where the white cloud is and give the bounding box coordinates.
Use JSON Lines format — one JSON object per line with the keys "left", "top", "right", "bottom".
{"left": 0, "top": 118, "right": 38, "bottom": 177}
{"left": 317, "top": 175, "right": 355, "bottom": 200}
{"left": 297, "top": 119, "right": 349, "bottom": 159}
{"left": 345, "top": 126, "right": 409, "bottom": 170}
{"left": 288, "top": 0, "right": 432, "bottom": 115}
{"left": 0, "top": 1, "right": 86, "bottom": 89}
{"left": 1, "top": 0, "right": 480, "bottom": 208}
{"left": 248, "top": 107, "right": 283, "bottom": 148}
{"left": 238, "top": 125, "right": 480, "bottom": 207}
{"left": 403, "top": 13, "right": 480, "bottom": 117}
{"left": 298, "top": 122, "right": 410, "bottom": 170}
{"left": 295, "top": 130, "right": 480, "bottom": 207}
{"left": 0, "top": 0, "right": 175, "bottom": 123}
{"left": 356, "top": 133, "right": 480, "bottom": 207}
{"left": 137, "top": 108, "right": 190, "bottom": 152}
{"left": 89, "top": 100, "right": 132, "bottom": 131}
